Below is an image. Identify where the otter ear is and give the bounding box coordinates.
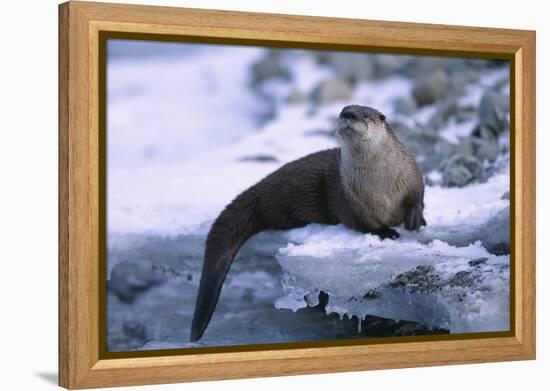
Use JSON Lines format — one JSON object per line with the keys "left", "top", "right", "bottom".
{"left": 379, "top": 114, "right": 386, "bottom": 121}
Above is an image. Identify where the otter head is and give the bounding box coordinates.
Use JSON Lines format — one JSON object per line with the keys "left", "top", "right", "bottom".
{"left": 335, "top": 105, "right": 389, "bottom": 151}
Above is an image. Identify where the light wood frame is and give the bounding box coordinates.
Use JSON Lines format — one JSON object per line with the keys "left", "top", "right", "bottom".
{"left": 59, "top": 1, "right": 536, "bottom": 389}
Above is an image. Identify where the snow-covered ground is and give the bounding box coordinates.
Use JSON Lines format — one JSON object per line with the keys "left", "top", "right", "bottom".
{"left": 106, "top": 40, "right": 510, "bottom": 351}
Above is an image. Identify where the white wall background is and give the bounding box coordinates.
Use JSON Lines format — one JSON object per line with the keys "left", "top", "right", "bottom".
{"left": 0, "top": 0, "right": 546, "bottom": 389}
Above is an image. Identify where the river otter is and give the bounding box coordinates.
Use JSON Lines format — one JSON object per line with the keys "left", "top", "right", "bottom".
{"left": 191, "top": 105, "right": 426, "bottom": 341}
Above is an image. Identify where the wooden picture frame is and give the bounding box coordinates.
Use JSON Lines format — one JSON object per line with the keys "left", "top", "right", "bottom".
{"left": 59, "top": 1, "right": 536, "bottom": 389}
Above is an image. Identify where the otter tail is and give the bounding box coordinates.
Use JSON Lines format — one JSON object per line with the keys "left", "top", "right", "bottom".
{"left": 190, "top": 191, "right": 262, "bottom": 341}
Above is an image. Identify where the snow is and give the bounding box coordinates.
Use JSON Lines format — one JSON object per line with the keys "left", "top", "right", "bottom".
{"left": 107, "top": 41, "right": 265, "bottom": 168}
{"left": 421, "top": 172, "right": 508, "bottom": 234}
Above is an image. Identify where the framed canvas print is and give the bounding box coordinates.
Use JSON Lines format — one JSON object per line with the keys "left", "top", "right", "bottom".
{"left": 58, "top": 1, "right": 536, "bottom": 389}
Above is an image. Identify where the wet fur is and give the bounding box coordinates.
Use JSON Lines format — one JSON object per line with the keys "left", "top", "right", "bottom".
{"left": 191, "top": 105, "right": 426, "bottom": 341}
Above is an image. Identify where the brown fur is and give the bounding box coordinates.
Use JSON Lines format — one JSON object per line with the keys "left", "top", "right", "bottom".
{"left": 191, "top": 105, "right": 426, "bottom": 341}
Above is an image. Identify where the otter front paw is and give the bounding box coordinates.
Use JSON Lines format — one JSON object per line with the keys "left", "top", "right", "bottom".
{"left": 372, "top": 227, "right": 400, "bottom": 240}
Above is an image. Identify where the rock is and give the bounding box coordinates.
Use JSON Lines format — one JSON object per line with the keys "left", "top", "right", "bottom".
{"left": 500, "top": 191, "right": 510, "bottom": 200}
{"left": 450, "top": 69, "right": 481, "bottom": 91}
{"left": 316, "top": 52, "right": 375, "bottom": 83}
{"left": 417, "top": 265, "right": 435, "bottom": 273}
{"left": 426, "top": 99, "right": 460, "bottom": 130}
{"left": 373, "top": 54, "right": 413, "bottom": 78}
{"left": 455, "top": 138, "right": 474, "bottom": 156}
{"left": 412, "top": 70, "right": 452, "bottom": 106}
{"left": 285, "top": 89, "right": 307, "bottom": 104}
{"left": 251, "top": 50, "right": 291, "bottom": 85}
{"left": 479, "top": 206, "right": 510, "bottom": 255}
{"left": 108, "top": 260, "right": 166, "bottom": 303}
{"left": 362, "top": 289, "right": 381, "bottom": 300}
{"left": 409, "top": 57, "right": 453, "bottom": 78}
{"left": 361, "top": 315, "right": 449, "bottom": 337}
{"left": 393, "top": 322, "right": 435, "bottom": 336}
{"left": 410, "top": 57, "right": 492, "bottom": 80}
{"left": 448, "top": 270, "right": 480, "bottom": 288}
{"left": 123, "top": 320, "right": 147, "bottom": 341}
{"left": 392, "top": 122, "right": 438, "bottom": 151}
{"left": 238, "top": 154, "right": 279, "bottom": 163}
{"left": 441, "top": 154, "right": 482, "bottom": 187}
{"left": 418, "top": 138, "right": 457, "bottom": 174}
{"left": 390, "top": 121, "right": 455, "bottom": 174}
{"left": 393, "top": 96, "right": 418, "bottom": 116}
{"left": 455, "top": 106, "right": 477, "bottom": 123}
{"left": 311, "top": 78, "right": 353, "bottom": 104}
{"left": 443, "top": 165, "right": 472, "bottom": 187}
{"left": 470, "top": 115, "right": 501, "bottom": 162}
{"left": 433, "top": 138, "right": 457, "bottom": 159}
{"left": 468, "top": 258, "right": 489, "bottom": 267}
{"left": 478, "top": 91, "right": 509, "bottom": 135}
{"left": 388, "top": 265, "right": 441, "bottom": 293}
{"left": 471, "top": 136, "right": 499, "bottom": 162}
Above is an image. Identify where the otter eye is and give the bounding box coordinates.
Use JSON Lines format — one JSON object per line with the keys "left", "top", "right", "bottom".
{"left": 379, "top": 114, "right": 386, "bottom": 121}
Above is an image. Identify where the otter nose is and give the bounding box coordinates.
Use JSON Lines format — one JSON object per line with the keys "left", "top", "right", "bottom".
{"left": 340, "top": 108, "right": 358, "bottom": 121}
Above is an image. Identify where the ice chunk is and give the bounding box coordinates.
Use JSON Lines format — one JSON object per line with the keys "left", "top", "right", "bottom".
{"left": 275, "top": 224, "right": 509, "bottom": 333}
